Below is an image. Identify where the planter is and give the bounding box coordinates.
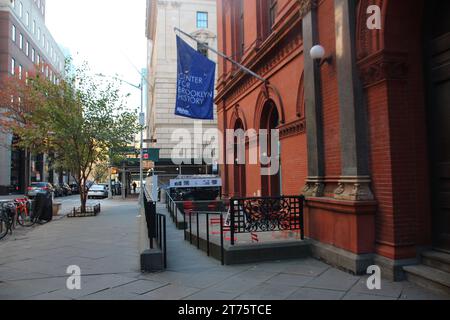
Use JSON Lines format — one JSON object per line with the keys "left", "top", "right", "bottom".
{"left": 52, "top": 203, "right": 62, "bottom": 216}
{"left": 68, "top": 203, "right": 101, "bottom": 218}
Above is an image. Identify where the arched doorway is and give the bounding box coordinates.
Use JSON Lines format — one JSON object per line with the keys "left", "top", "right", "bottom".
{"left": 425, "top": 0, "right": 450, "bottom": 250}
{"left": 233, "top": 119, "right": 246, "bottom": 197}
{"left": 260, "top": 100, "right": 281, "bottom": 197}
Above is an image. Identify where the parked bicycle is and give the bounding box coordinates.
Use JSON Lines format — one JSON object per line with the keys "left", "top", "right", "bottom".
{"left": 0, "top": 201, "right": 16, "bottom": 240}
{"left": 0, "top": 196, "right": 50, "bottom": 240}
{"left": 14, "top": 198, "right": 36, "bottom": 227}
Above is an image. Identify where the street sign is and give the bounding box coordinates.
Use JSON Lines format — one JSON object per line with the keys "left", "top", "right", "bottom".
{"left": 142, "top": 148, "right": 160, "bottom": 162}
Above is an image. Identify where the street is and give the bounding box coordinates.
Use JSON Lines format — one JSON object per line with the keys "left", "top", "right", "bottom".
{"left": 0, "top": 198, "right": 448, "bottom": 300}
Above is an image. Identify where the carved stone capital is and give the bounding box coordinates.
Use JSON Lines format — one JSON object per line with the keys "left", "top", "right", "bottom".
{"left": 303, "top": 177, "right": 325, "bottom": 197}
{"left": 333, "top": 176, "right": 374, "bottom": 201}
{"left": 358, "top": 51, "right": 409, "bottom": 88}
{"left": 297, "top": 0, "right": 318, "bottom": 19}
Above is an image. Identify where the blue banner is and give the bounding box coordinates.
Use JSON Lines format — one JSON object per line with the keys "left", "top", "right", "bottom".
{"left": 175, "top": 36, "right": 216, "bottom": 120}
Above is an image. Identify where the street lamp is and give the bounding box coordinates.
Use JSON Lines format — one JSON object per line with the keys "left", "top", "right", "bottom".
{"left": 97, "top": 73, "right": 146, "bottom": 202}
{"left": 310, "top": 44, "right": 333, "bottom": 66}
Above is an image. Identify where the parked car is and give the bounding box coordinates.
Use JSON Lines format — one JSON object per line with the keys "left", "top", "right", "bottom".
{"left": 59, "top": 183, "right": 72, "bottom": 196}
{"left": 88, "top": 185, "right": 108, "bottom": 199}
{"left": 98, "top": 183, "right": 109, "bottom": 191}
{"left": 27, "top": 182, "right": 54, "bottom": 199}
{"left": 69, "top": 183, "right": 80, "bottom": 194}
{"left": 52, "top": 184, "right": 65, "bottom": 197}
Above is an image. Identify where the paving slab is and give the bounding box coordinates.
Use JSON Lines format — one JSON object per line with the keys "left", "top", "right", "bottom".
{"left": 235, "top": 283, "right": 300, "bottom": 300}
{"left": 265, "top": 273, "right": 315, "bottom": 287}
{"left": 139, "top": 284, "right": 200, "bottom": 300}
{"left": 287, "top": 287, "right": 346, "bottom": 300}
{"left": 184, "top": 289, "right": 240, "bottom": 300}
{"left": 349, "top": 277, "right": 404, "bottom": 298}
{"left": 304, "top": 268, "right": 360, "bottom": 291}
{"left": 342, "top": 292, "right": 397, "bottom": 300}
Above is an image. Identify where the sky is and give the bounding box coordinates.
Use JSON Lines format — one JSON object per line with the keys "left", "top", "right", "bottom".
{"left": 45, "top": 0, "right": 147, "bottom": 115}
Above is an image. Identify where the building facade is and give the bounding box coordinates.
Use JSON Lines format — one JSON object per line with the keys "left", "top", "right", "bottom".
{"left": 216, "top": 0, "right": 450, "bottom": 280}
{"left": 0, "top": 0, "right": 65, "bottom": 194}
{"left": 145, "top": 0, "right": 218, "bottom": 176}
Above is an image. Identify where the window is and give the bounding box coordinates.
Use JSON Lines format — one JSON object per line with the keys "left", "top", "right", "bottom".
{"left": 12, "top": 0, "right": 15, "bottom": 9}
{"left": 196, "top": 12, "right": 208, "bottom": 29}
{"left": 32, "top": 48, "right": 35, "bottom": 62}
{"left": 19, "top": 2, "right": 23, "bottom": 18}
{"left": 32, "top": 20, "right": 36, "bottom": 34}
{"left": 19, "top": 65, "right": 22, "bottom": 80}
{"left": 269, "top": 0, "right": 278, "bottom": 31}
{"left": 12, "top": 25, "right": 16, "bottom": 42}
{"left": 197, "top": 42, "right": 208, "bottom": 58}
{"left": 11, "top": 58, "right": 16, "bottom": 75}
{"left": 26, "top": 41, "right": 29, "bottom": 56}
{"left": 37, "top": 28, "right": 41, "bottom": 41}
{"left": 26, "top": 12, "right": 29, "bottom": 27}
{"left": 238, "top": 1, "right": 245, "bottom": 59}
{"left": 19, "top": 33, "right": 23, "bottom": 50}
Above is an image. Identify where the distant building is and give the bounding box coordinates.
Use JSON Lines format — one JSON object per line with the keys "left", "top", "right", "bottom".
{"left": 145, "top": 0, "right": 218, "bottom": 177}
{"left": 0, "top": 0, "right": 65, "bottom": 194}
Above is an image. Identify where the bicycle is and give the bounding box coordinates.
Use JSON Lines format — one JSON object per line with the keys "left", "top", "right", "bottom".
{"left": 15, "top": 198, "right": 36, "bottom": 227}
{"left": 0, "top": 201, "right": 16, "bottom": 240}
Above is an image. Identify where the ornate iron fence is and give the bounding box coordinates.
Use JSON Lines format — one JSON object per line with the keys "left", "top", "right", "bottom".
{"left": 228, "top": 195, "right": 305, "bottom": 245}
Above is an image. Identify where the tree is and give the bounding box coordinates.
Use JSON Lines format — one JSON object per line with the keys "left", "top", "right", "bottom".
{"left": 2, "top": 61, "right": 140, "bottom": 212}
{"left": 91, "top": 161, "right": 109, "bottom": 184}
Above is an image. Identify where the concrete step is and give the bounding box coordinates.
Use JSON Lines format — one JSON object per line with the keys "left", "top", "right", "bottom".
{"left": 422, "top": 250, "right": 450, "bottom": 273}
{"left": 403, "top": 264, "right": 450, "bottom": 297}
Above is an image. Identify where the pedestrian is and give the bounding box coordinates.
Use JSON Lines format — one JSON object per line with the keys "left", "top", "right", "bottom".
{"left": 132, "top": 182, "right": 137, "bottom": 194}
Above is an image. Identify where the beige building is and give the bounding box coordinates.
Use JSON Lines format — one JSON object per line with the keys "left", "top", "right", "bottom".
{"left": 145, "top": 0, "right": 218, "bottom": 175}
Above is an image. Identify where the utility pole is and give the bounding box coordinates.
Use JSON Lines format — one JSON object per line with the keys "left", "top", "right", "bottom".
{"left": 139, "top": 70, "right": 145, "bottom": 201}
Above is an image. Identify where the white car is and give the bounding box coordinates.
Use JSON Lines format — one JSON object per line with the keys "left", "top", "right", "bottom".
{"left": 88, "top": 185, "right": 108, "bottom": 199}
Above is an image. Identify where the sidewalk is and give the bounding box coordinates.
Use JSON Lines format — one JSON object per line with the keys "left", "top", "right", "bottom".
{"left": 0, "top": 200, "right": 448, "bottom": 300}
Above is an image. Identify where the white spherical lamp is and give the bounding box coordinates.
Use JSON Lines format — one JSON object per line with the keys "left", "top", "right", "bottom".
{"left": 310, "top": 45, "right": 326, "bottom": 60}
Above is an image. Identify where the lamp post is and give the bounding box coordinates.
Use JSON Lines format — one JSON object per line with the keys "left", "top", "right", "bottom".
{"left": 97, "top": 73, "right": 146, "bottom": 202}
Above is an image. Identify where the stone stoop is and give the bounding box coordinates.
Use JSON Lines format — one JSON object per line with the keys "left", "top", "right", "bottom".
{"left": 403, "top": 250, "right": 450, "bottom": 297}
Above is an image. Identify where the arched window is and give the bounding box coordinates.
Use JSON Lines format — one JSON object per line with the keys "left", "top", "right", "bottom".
{"left": 260, "top": 100, "right": 281, "bottom": 197}
{"left": 234, "top": 119, "right": 246, "bottom": 197}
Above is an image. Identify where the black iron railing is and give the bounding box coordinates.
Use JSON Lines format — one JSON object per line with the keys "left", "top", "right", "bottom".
{"left": 229, "top": 195, "right": 305, "bottom": 245}
{"left": 183, "top": 210, "right": 227, "bottom": 265}
{"left": 144, "top": 190, "right": 167, "bottom": 269}
{"left": 165, "top": 192, "right": 184, "bottom": 227}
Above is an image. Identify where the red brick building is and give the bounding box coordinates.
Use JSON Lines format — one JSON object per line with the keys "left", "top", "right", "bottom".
{"left": 215, "top": 0, "right": 450, "bottom": 280}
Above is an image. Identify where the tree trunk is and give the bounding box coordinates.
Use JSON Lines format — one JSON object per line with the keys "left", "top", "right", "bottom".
{"left": 80, "top": 182, "right": 87, "bottom": 213}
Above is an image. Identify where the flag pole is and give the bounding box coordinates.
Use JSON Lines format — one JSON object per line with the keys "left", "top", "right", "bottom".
{"left": 174, "top": 27, "right": 268, "bottom": 84}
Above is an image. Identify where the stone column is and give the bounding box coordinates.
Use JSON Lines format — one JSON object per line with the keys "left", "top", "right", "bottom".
{"left": 333, "top": 0, "right": 373, "bottom": 201}
{"left": 302, "top": 3, "right": 325, "bottom": 197}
